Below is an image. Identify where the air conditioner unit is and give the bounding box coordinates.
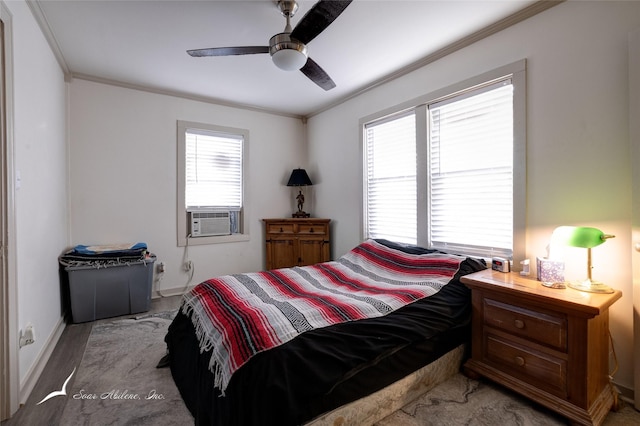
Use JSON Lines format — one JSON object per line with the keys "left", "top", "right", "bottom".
{"left": 189, "top": 210, "right": 231, "bottom": 237}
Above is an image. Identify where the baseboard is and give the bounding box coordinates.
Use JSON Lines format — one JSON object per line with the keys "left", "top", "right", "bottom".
{"left": 18, "top": 316, "right": 66, "bottom": 404}
{"left": 616, "top": 382, "right": 636, "bottom": 408}
{"left": 152, "top": 285, "right": 192, "bottom": 299}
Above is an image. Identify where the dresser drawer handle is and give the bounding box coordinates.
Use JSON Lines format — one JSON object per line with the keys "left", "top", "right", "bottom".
{"left": 514, "top": 319, "right": 525, "bottom": 329}
{"left": 309, "top": 228, "right": 314, "bottom": 233}
{"left": 515, "top": 356, "right": 525, "bottom": 367}
{"left": 280, "top": 227, "right": 284, "bottom": 232}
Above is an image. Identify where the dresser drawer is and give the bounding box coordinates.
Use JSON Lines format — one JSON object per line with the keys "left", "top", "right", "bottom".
{"left": 266, "top": 223, "right": 295, "bottom": 234}
{"left": 298, "top": 223, "right": 327, "bottom": 235}
{"left": 483, "top": 298, "right": 567, "bottom": 351}
{"left": 485, "top": 333, "right": 567, "bottom": 396}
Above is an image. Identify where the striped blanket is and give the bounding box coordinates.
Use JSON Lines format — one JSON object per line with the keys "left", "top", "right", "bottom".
{"left": 180, "top": 239, "right": 465, "bottom": 393}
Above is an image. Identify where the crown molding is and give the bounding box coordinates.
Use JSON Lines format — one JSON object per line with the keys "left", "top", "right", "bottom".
{"left": 27, "top": 1, "right": 71, "bottom": 81}
{"left": 70, "top": 72, "right": 304, "bottom": 120}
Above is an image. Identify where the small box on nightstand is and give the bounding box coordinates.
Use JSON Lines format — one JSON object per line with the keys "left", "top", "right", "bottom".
{"left": 536, "top": 257, "right": 564, "bottom": 283}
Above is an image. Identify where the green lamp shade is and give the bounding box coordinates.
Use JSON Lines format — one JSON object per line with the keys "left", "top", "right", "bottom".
{"left": 551, "top": 226, "right": 611, "bottom": 249}
{"left": 549, "top": 225, "right": 615, "bottom": 294}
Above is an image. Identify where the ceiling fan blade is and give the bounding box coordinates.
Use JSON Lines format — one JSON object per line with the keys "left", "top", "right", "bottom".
{"left": 300, "top": 57, "right": 336, "bottom": 91}
{"left": 187, "top": 46, "right": 269, "bottom": 57}
{"left": 290, "top": 0, "right": 352, "bottom": 45}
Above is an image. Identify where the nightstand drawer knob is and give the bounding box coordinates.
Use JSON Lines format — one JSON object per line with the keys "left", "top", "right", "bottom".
{"left": 515, "top": 356, "right": 525, "bottom": 366}
{"left": 514, "top": 319, "right": 525, "bottom": 329}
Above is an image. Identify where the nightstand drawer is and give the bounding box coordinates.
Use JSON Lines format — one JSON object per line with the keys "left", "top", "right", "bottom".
{"left": 298, "top": 223, "right": 327, "bottom": 235}
{"left": 486, "top": 333, "right": 567, "bottom": 396}
{"left": 267, "top": 223, "right": 295, "bottom": 234}
{"left": 484, "top": 298, "right": 567, "bottom": 351}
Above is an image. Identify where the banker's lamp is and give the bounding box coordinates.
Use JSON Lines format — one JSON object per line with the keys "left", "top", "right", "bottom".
{"left": 286, "top": 168, "right": 312, "bottom": 218}
{"left": 551, "top": 226, "right": 615, "bottom": 293}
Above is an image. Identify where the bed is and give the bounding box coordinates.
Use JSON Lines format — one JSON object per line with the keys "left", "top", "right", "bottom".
{"left": 163, "top": 239, "right": 486, "bottom": 425}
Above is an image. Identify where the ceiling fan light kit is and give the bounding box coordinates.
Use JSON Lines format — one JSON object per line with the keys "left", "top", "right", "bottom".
{"left": 187, "top": 0, "right": 352, "bottom": 90}
{"left": 269, "top": 33, "right": 308, "bottom": 71}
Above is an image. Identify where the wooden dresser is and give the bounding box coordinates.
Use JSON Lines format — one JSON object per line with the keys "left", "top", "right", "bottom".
{"left": 461, "top": 269, "right": 622, "bottom": 426}
{"left": 263, "top": 218, "right": 331, "bottom": 270}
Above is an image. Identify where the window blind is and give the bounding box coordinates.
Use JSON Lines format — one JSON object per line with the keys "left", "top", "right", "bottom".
{"left": 185, "top": 129, "right": 243, "bottom": 209}
{"left": 428, "top": 80, "right": 513, "bottom": 258}
{"left": 364, "top": 111, "right": 417, "bottom": 244}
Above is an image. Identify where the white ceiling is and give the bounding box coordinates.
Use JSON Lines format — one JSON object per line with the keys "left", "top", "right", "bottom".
{"left": 34, "top": 0, "right": 547, "bottom": 117}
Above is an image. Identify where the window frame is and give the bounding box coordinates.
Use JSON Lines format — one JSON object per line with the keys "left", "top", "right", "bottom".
{"left": 360, "top": 60, "right": 526, "bottom": 264}
{"left": 177, "top": 120, "right": 250, "bottom": 247}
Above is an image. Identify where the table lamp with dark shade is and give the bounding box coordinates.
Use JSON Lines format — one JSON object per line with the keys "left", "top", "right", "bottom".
{"left": 551, "top": 226, "right": 615, "bottom": 293}
{"left": 287, "top": 168, "right": 312, "bottom": 218}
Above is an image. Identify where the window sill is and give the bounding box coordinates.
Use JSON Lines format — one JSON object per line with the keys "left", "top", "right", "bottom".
{"left": 178, "top": 233, "right": 249, "bottom": 247}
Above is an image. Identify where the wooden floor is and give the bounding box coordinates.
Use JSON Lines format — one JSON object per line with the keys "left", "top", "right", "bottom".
{"left": 1, "top": 295, "right": 182, "bottom": 426}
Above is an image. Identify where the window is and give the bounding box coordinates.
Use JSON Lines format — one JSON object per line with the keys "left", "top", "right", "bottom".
{"left": 428, "top": 80, "right": 513, "bottom": 258}
{"left": 362, "top": 61, "right": 526, "bottom": 260}
{"left": 364, "top": 111, "right": 417, "bottom": 244}
{"left": 185, "top": 129, "right": 243, "bottom": 210}
{"left": 177, "top": 121, "right": 249, "bottom": 246}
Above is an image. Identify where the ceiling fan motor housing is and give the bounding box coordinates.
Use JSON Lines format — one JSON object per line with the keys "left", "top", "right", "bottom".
{"left": 270, "top": 33, "right": 308, "bottom": 71}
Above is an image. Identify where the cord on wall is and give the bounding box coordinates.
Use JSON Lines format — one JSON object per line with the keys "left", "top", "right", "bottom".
{"left": 177, "top": 233, "right": 195, "bottom": 295}
{"left": 154, "top": 260, "right": 169, "bottom": 298}
{"left": 155, "top": 233, "right": 195, "bottom": 298}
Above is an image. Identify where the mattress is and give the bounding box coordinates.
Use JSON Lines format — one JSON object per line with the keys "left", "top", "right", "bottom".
{"left": 307, "top": 343, "right": 467, "bottom": 425}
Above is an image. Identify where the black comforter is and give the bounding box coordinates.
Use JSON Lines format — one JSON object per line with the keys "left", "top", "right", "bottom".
{"left": 164, "top": 240, "right": 486, "bottom": 425}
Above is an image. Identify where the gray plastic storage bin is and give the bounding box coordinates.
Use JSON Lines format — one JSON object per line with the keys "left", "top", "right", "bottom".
{"left": 62, "top": 255, "right": 155, "bottom": 323}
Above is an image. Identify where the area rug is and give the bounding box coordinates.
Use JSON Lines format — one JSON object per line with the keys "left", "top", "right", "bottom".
{"left": 375, "top": 372, "right": 639, "bottom": 426}
{"left": 59, "top": 311, "right": 192, "bottom": 425}
{"left": 374, "top": 373, "right": 565, "bottom": 426}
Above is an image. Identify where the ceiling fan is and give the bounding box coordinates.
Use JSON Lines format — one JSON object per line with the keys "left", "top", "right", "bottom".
{"left": 187, "top": 0, "right": 352, "bottom": 91}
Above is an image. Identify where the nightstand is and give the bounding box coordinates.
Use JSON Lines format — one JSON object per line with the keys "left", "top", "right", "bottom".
{"left": 461, "top": 269, "right": 622, "bottom": 426}
{"left": 263, "top": 218, "right": 331, "bottom": 270}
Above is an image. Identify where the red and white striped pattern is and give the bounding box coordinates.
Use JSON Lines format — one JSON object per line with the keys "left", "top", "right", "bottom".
{"left": 181, "top": 239, "right": 464, "bottom": 393}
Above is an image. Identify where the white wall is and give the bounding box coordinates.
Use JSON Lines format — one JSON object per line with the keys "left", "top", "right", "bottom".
{"left": 6, "top": 0, "right": 69, "bottom": 395}
{"left": 68, "top": 80, "right": 305, "bottom": 292}
{"left": 308, "top": 1, "right": 640, "bottom": 396}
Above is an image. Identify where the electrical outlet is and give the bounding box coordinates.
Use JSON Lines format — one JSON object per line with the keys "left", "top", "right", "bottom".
{"left": 184, "top": 260, "right": 193, "bottom": 272}
{"left": 157, "top": 262, "right": 165, "bottom": 273}
{"left": 19, "top": 324, "right": 35, "bottom": 348}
